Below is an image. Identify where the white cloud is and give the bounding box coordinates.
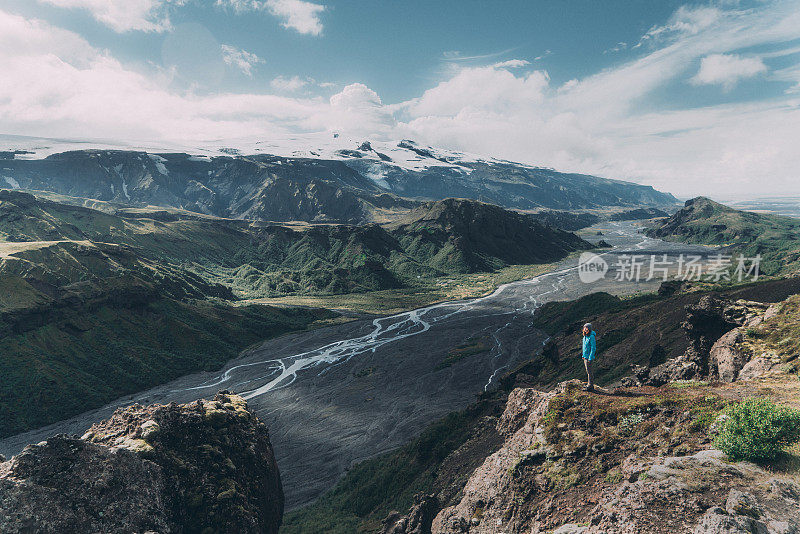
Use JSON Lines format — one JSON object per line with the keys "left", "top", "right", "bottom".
{"left": 221, "top": 44, "right": 264, "bottom": 76}
{"left": 604, "top": 42, "right": 627, "bottom": 54}
{"left": 266, "top": 0, "right": 324, "bottom": 35}
{"left": 271, "top": 75, "right": 309, "bottom": 91}
{"left": 403, "top": 67, "right": 549, "bottom": 118}
{"left": 270, "top": 75, "right": 337, "bottom": 93}
{"left": 326, "top": 83, "right": 395, "bottom": 134}
{"left": 493, "top": 59, "right": 530, "bottom": 69}
{"left": 0, "top": 10, "right": 322, "bottom": 141}
{"left": 41, "top": 0, "right": 325, "bottom": 35}
{"left": 37, "top": 0, "right": 182, "bottom": 32}
{"left": 440, "top": 48, "right": 518, "bottom": 63}
{"left": 218, "top": 0, "right": 324, "bottom": 35}
{"left": 691, "top": 53, "right": 767, "bottom": 90}
{"left": 636, "top": 5, "right": 723, "bottom": 48}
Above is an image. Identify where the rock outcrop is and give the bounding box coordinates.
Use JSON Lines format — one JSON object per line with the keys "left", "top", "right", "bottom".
{"left": 419, "top": 382, "right": 800, "bottom": 534}
{"left": 631, "top": 295, "right": 772, "bottom": 386}
{"left": 590, "top": 450, "right": 800, "bottom": 533}
{"left": 382, "top": 493, "right": 440, "bottom": 534}
{"left": 431, "top": 387, "right": 556, "bottom": 533}
{"left": 0, "top": 391, "right": 284, "bottom": 534}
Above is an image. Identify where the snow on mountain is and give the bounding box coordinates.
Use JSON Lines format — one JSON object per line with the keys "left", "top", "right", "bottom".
{"left": 0, "top": 132, "right": 678, "bottom": 215}
{"left": 0, "top": 133, "right": 495, "bottom": 174}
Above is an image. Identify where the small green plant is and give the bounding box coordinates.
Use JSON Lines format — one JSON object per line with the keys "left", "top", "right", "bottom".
{"left": 713, "top": 397, "right": 800, "bottom": 462}
{"left": 745, "top": 327, "right": 764, "bottom": 339}
{"left": 618, "top": 412, "right": 644, "bottom": 435}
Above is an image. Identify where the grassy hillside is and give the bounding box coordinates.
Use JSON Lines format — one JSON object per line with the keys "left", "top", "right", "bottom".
{"left": 246, "top": 260, "right": 575, "bottom": 316}
{"left": 389, "top": 199, "right": 590, "bottom": 273}
{"left": 1, "top": 190, "right": 592, "bottom": 299}
{"left": 0, "top": 190, "right": 342, "bottom": 437}
{"left": 0, "top": 274, "right": 332, "bottom": 437}
{"left": 609, "top": 207, "right": 669, "bottom": 221}
{"left": 646, "top": 197, "right": 800, "bottom": 276}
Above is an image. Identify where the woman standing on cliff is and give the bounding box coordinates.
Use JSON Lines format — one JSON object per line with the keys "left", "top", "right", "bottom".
{"left": 582, "top": 323, "right": 596, "bottom": 391}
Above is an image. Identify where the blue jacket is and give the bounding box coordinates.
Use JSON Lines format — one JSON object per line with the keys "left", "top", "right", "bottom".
{"left": 582, "top": 331, "right": 596, "bottom": 361}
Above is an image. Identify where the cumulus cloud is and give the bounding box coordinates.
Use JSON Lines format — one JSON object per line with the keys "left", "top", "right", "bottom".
{"left": 218, "top": 0, "right": 324, "bottom": 35}
{"left": 403, "top": 67, "right": 549, "bottom": 118}
{"left": 221, "top": 44, "right": 265, "bottom": 76}
{"left": 0, "top": 10, "right": 322, "bottom": 141}
{"left": 691, "top": 53, "right": 767, "bottom": 90}
{"left": 325, "top": 83, "right": 395, "bottom": 134}
{"left": 37, "top": 0, "right": 182, "bottom": 32}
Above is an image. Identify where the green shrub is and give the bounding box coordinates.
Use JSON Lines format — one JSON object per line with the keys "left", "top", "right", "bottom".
{"left": 713, "top": 397, "right": 800, "bottom": 462}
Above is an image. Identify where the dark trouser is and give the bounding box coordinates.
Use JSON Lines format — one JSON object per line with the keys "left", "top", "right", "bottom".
{"left": 583, "top": 358, "right": 594, "bottom": 387}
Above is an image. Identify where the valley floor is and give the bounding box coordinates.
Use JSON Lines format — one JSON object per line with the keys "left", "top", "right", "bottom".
{"left": 237, "top": 260, "right": 577, "bottom": 316}
{"left": 0, "top": 221, "right": 722, "bottom": 510}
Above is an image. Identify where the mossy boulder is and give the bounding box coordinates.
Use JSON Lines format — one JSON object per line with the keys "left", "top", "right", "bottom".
{"left": 0, "top": 392, "right": 284, "bottom": 534}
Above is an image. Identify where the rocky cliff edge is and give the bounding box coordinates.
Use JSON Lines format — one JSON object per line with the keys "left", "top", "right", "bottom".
{"left": 0, "top": 391, "right": 284, "bottom": 534}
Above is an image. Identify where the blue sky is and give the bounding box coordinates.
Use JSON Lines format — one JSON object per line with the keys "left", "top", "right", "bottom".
{"left": 1, "top": 0, "right": 800, "bottom": 197}
{"left": 0, "top": 0, "right": 738, "bottom": 100}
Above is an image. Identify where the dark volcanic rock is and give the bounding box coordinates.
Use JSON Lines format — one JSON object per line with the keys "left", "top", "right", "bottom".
{"left": 681, "top": 295, "right": 740, "bottom": 374}
{"left": 0, "top": 392, "right": 283, "bottom": 534}
{"left": 0, "top": 435, "right": 169, "bottom": 533}
{"left": 382, "top": 493, "right": 440, "bottom": 534}
{"left": 528, "top": 210, "right": 600, "bottom": 231}
{"left": 634, "top": 295, "right": 770, "bottom": 386}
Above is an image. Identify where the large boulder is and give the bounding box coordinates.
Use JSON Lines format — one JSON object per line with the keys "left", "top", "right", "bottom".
{"left": 0, "top": 391, "right": 284, "bottom": 534}
{"left": 0, "top": 435, "right": 169, "bottom": 533}
{"left": 709, "top": 329, "right": 747, "bottom": 382}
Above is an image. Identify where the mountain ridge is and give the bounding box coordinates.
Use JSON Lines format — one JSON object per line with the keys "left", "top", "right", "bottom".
{"left": 646, "top": 196, "right": 800, "bottom": 276}
{"left": 0, "top": 135, "right": 678, "bottom": 223}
